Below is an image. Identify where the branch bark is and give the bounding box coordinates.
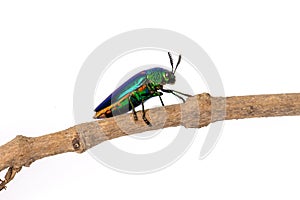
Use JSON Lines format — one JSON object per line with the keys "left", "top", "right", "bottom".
{"left": 1, "top": 93, "right": 300, "bottom": 190}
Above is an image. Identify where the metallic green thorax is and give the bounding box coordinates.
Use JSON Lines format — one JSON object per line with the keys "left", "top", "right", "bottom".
{"left": 146, "top": 68, "right": 176, "bottom": 86}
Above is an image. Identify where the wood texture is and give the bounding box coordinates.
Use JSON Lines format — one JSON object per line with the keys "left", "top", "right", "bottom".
{"left": 1, "top": 93, "right": 300, "bottom": 191}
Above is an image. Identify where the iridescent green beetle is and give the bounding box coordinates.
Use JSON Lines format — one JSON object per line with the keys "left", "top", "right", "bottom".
{"left": 94, "top": 52, "right": 191, "bottom": 126}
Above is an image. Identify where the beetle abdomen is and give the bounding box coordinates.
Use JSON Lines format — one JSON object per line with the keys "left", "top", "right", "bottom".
{"left": 93, "top": 84, "right": 154, "bottom": 119}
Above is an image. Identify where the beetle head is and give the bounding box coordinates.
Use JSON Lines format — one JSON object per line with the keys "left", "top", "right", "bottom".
{"left": 159, "top": 52, "right": 181, "bottom": 85}
{"left": 162, "top": 70, "right": 176, "bottom": 84}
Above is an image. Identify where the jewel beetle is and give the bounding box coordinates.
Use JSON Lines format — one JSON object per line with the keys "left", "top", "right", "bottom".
{"left": 94, "top": 52, "right": 191, "bottom": 126}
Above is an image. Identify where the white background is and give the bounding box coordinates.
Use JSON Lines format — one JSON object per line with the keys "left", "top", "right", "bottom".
{"left": 1, "top": 1, "right": 300, "bottom": 199}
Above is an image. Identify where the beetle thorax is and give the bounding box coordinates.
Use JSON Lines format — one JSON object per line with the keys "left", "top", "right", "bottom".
{"left": 147, "top": 71, "right": 165, "bottom": 85}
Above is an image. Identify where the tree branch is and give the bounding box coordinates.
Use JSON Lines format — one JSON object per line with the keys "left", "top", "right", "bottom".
{"left": 1, "top": 93, "right": 300, "bottom": 191}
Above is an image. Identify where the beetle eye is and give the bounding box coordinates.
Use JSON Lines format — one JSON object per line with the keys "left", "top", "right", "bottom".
{"left": 165, "top": 73, "right": 169, "bottom": 77}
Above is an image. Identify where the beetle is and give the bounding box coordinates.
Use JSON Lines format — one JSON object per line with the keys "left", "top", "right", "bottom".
{"left": 93, "top": 52, "right": 191, "bottom": 126}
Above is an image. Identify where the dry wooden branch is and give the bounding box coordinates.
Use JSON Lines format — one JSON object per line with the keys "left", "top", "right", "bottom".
{"left": 1, "top": 93, "right": 300, "bottom": 191}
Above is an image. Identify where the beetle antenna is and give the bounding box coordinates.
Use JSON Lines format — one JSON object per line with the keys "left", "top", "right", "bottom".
{"left": 174, "top": 54, "right": 181, "bottom": 74}
{"left": 168, "top": 52, "right": 174, "bottom": 73}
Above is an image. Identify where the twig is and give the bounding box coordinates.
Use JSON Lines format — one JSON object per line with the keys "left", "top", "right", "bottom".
{"left": 1, "top": 93, "right": 300, "bottom": 191}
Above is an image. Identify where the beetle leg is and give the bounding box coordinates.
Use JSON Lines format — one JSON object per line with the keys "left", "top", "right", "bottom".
{"left": 159, "top": 95, "right": 165, "bottom": 106}
{"left": 169, "top": 89, "right": 192, "bottom": 97}
{"left": 141, "top": 100, "right": 152, "bottom": 126}
{"left": 128, "top": 95, "right": 138, "bottom": 121}
{"left": 161, "top": 88, "right": 191, "bottom": 103}
{"left": 171, "top": 92, "right": 185, "bottom": 103}
{"left": 151, "top": 90, "right": 164, "bottom": 106}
